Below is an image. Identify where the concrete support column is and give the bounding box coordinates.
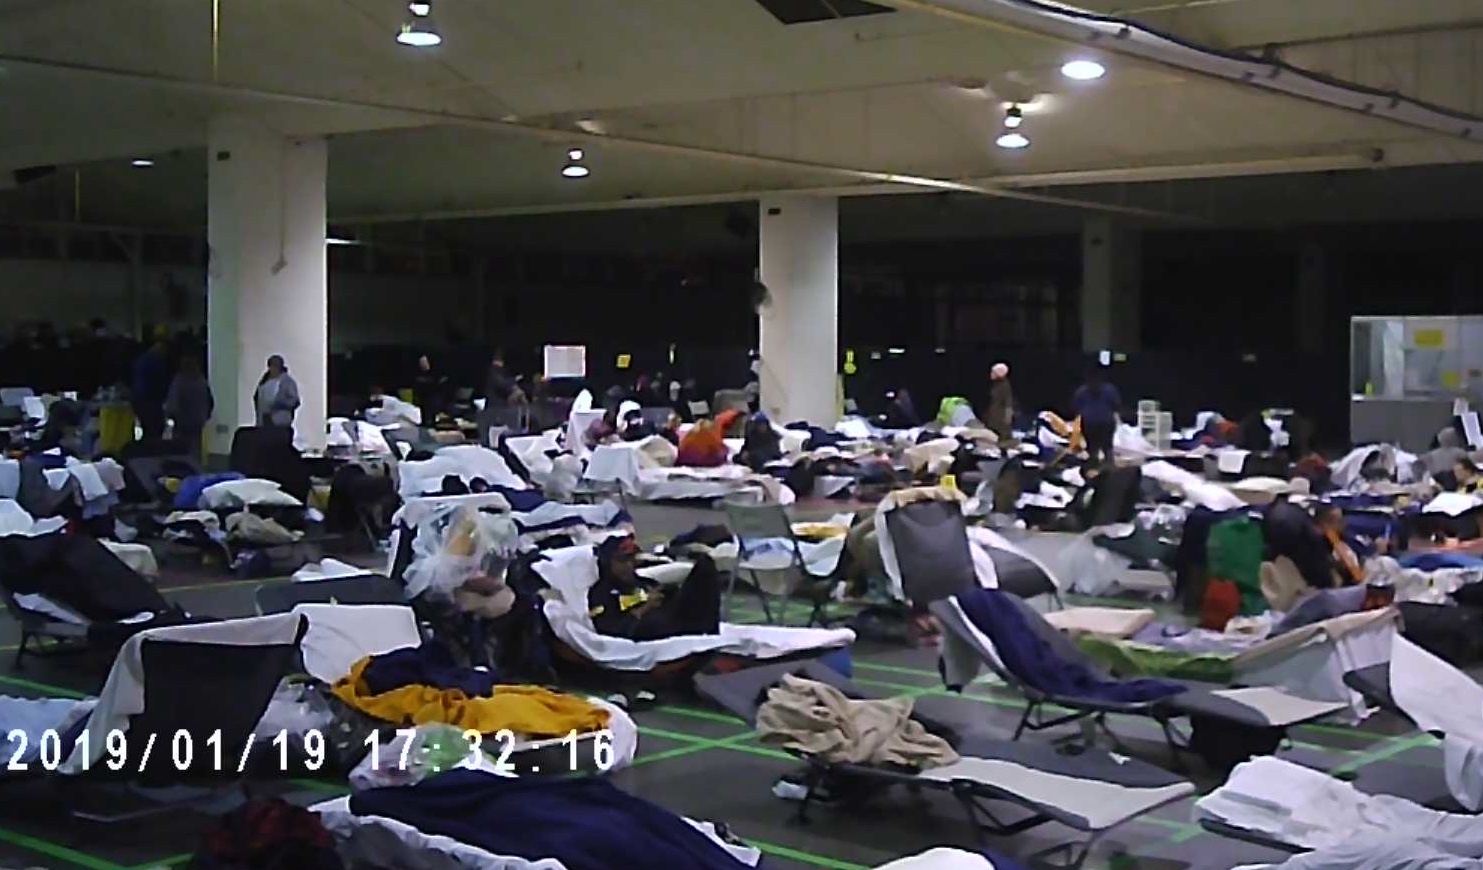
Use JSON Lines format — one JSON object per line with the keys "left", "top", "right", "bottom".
{"left": 1081, "top": 216, "right": 1141, "bottom": 353}
{"left": 207, "top": 116, "right": 328, "bottom": 453}
{"left": 758, "top": 196, "right": 838, "bottom": 426}
{"left": 1297, "top": 243, "right": 1327, "bottom": 355}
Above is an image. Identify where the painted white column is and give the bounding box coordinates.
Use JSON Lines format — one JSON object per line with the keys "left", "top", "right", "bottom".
{"left": 758, "top": 196, "right": 838, "bottom": 426}
{"left": 207, "top": 116, "right": 328, "bottom": 453}
{"left": 1081, "top": 215, "right": 1141, "bottom": 353}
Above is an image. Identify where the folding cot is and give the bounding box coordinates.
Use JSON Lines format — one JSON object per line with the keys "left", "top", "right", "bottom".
{"left": 695, "top": 658, "right": 1195, "bottom": 869}
{"left": 0, "top": 613, "right": 306, "bottom": 820}
{"left": 1194, "top": 754, "right": 1483, "bottom": 861}
{"left": 930, "top": 592, "right": 1349, "bottom": 767}
{"left": 1344, "top": 634, "right": 1483, "bottom": 811}
{"left": 0, "top": 529, "right": 186, "bottom": 667}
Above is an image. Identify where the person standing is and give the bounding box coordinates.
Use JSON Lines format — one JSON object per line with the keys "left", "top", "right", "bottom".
{"left": 130, "top": 337, "right": 171, "bottom": 441}
{"left": 413, "top": 354, "right": 447, "bottom": 421}
{"left": 483, "top": 351, "right": 514, "bottom": 408}
{"left": 1072, "top": 364, "right": 1122, "bottom": 465}
{"left": 254, "top": 354, "right": 300, "bottom": 429}
{"left": 164, "top": 356, "right": 214, "bottom": 458}
{"left": 986, "top": 362, "right": 1015, "bottom": 441}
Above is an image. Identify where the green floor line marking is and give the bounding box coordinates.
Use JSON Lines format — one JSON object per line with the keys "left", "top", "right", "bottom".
{"left": 853, "top": 661, "right": 939, "bottom": 678}
{"left": 1290, "top": 740, "right": 1359, "bottom": 756}
{"left": 653, "top": 704, "right": 745, "bottom": 725}
{"left": 638, "top": 725, "right": 752, "bottom": 746}
{"left": 743, "top": 838, "right": 869, "bottom": 870}
{"left": 627, "top": 743, "right": 715, "bottom": 768}
{"left": 1330, "top": 732, "right": 1436, "bottom": 776}
{"left": 0, "top": 672, "right": 88, "bottom": 698}
{"left": 0, "top": 825, "right": 127, "bottom": 870}
{"left": 159, "top": 575, "right": 294, "bottom": 595}
{"left": 129, "top": 854, "right": 192, "bottom": 870}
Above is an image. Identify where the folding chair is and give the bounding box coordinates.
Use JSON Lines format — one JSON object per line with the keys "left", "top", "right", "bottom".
{"left": 722, "top": 493, "right": 833, "bottom": 626}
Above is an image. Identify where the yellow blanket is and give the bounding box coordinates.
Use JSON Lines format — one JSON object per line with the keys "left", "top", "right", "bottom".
{"left": 332, "top": 658, "right": 609, "bottom": 737}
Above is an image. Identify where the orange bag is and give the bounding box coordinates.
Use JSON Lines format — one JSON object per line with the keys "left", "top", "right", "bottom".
{"left": 1199, "top": 577, "right": 1240, "bottom": 631}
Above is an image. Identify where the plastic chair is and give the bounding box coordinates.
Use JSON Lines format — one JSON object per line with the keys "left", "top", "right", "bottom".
{"left": 721, "top": 493, "right": 832, "bottom": 626}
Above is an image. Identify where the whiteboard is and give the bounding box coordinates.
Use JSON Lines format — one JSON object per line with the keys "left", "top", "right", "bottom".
{"left": 544, "top": 345, "right": 586, "bottom": 378}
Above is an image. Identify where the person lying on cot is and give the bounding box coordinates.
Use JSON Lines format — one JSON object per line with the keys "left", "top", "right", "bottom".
{"left": 588, "top": 537, "right": 720, "bottom": 641}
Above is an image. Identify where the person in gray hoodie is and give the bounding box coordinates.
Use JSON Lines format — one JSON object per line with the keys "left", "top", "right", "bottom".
{"left": 164, "top": 355, "right": 214, "bottom": 454}
{"left": 254, "top": 354, "right": 300, "bottom": 429}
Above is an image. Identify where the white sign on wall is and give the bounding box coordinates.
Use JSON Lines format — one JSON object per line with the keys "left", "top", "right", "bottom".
{"left": 544, "top": 345, "right": 587, "bottom": 379}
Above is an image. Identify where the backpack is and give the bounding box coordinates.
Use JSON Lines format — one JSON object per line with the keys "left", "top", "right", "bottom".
{"left": 187, "top": 799, "right": 343, "bottom": 870}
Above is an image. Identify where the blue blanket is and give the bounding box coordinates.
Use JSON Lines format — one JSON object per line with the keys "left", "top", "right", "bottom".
{"left": 351, "top": 770, "right": 752, "bottom": 870}
{"left": 174, "top": 471, "right": 244, "bottom": 510}
{"left": 360, "top": 640, "right": 500, "bottom": 697}
{"left": 956, "top": 588, "right": 1185, "bottom": 704}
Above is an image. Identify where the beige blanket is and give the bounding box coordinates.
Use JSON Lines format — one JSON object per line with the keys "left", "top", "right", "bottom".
{"left": 756, "top": 675, "right": 958, "bottom": 769}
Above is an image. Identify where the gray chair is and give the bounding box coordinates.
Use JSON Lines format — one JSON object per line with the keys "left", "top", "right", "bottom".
{"left": 721, "top": 493, "right": 833, "bottom": 627}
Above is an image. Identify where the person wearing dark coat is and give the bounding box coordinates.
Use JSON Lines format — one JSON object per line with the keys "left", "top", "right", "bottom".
{"left": 483, "top": 352, "right": 515, "bottom": 408}
{"left": 986, "top": 362, "right": 1014, "bottom": 441}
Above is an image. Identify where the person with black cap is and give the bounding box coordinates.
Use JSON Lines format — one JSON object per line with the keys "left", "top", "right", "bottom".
{"left": 588, "top": 538, "right": 720, "bottom": 641}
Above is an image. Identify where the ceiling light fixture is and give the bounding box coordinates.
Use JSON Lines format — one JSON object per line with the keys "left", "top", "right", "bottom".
{"left": 326, "top": 237, "right": 360, "bottom": 246}
{"left": 397, "top": 0, "right": 442, "bottom": 47}
{"left": 996, "top": 132, "right": 1030, "bottom": 149}
{"left": 1003, "top": 105, "right": 1023, "bottom": 129}
{"left": 130, "top": 158, "right": 155, "bottom": 167}
{"left": 562, "top": 147, "right": 590, "bottom": 179}
{"left": 1061, "top": 59, "right": 1105, "bottom": 80}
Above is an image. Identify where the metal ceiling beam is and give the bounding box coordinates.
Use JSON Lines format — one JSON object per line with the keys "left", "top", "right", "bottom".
{"left": 0, "top": 52, "right": 1197, "bottom": 224}
{"left": 872, "top": 0, "right": 1483, "bottom": 143}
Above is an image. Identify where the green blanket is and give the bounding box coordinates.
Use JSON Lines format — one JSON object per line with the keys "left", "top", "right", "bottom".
{"left": 1076, "top": 635, "right": 1235, "bottom": 683}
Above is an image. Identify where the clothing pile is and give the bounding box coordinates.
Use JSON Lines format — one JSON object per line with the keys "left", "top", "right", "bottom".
{"left": 331, "top": 642, "right": 610, "bottom": 737}
{"left": 756, "top": 674, "right": 958, "bottom": 769}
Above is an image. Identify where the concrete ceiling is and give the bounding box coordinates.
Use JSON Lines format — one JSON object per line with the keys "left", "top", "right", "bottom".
{"left": 0, "top": 0, "right": 1480, "bottom": 230}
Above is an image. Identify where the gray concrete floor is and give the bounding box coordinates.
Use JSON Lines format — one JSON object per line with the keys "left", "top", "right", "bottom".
{"left": 0, "top": 505, "right": 1457, "bottom": 870}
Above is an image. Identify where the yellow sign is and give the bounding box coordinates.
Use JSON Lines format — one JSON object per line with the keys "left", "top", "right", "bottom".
{"left": 843, "top": 348, "right": 857, "bottom": 376}
{"left": 1442, "top": 370, "right": 1461, "bottom": 389}
{"left": 616, "top": 354, "right": 631, "bottom": 370}
{"left": 1414, "top": 328, "right": 1446, "bottom": 349}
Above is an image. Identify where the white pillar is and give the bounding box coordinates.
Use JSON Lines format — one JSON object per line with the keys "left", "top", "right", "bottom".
{"left": 758, "top": 196, "right": 838, "bottom": 426}
{"left": 207, "top": 116, "right": 328, "bottom": 453}
{"left": 1081, "top": 216, "right": 1141, "bottom": 353}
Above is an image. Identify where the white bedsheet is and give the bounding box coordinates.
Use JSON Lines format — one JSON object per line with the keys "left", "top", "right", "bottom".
{"left": 399, "top": 445, "right": 528, "bottom": 498}
{"left": 200, "top": 478, "right": 303, "bottom": 510}
{"left": 63, "top": 614, "right": 304, "bottom": 772}
{"left": 314, "top": 793, "right": 761, "bottom": 870}
{"left": 292, "top": 603, "right": 423, "bottom": 683}
{"left": 1141, "top": 460, "right": 1246, "bottom": 511}
{"left": 1392, "top": 634, "right": 1483, "bottom": 811}
{"left": 874, "top": 850, "right": 996, "bottom": 870}
{"left": 1194, "top": 755, "right": 1483, "bottom": 854}
{"left": 0, "top": 499, "right": 66, "bottom": 537}
{"left": 532, "top": 545, "right": 853, "bottom": 670}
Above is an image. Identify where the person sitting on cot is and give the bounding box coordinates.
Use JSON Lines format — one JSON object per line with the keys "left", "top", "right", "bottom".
{"left": 677, "top": 417, "right": 728, "bottom": 467}
{"left": 584, "top": 408, "right": 620, "bottom": 450}
{"left": 588, "top": 537, "right": 720, "bottom": 641}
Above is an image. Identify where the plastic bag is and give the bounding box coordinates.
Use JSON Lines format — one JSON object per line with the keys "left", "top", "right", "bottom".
{"left": 402, "top": 505, "right": 517, "bottom": 600}
{"left": 347, "top": 723, "right": 475, "bottom": 791}
{"left": 1054, "top": 530, "right": 1131, "bottom": 597}
{"left": 253, "top": 679, "right": 336, "bottom": 742}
